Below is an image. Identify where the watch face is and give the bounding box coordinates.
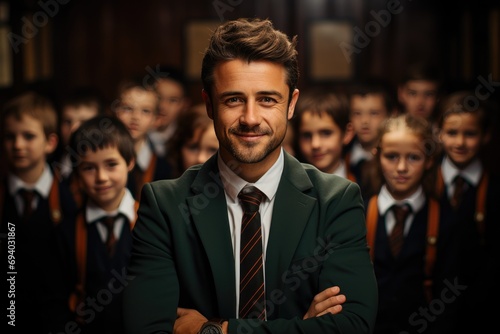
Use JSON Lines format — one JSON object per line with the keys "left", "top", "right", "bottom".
{"left": 201, "top": 323, "right": 222, "bottom": 334}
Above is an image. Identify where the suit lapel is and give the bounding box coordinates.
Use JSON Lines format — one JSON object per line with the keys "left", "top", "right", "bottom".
{"left": 188, "top": 155, "right": 236, "bottom": 316}
{"left": 265, "top": 154, "right": 316, "bottom": 298}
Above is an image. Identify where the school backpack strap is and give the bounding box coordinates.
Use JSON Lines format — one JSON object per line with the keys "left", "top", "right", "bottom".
{"left": 132, "top": 200, "right": 140, "bottom": 228}
{"left": 49, "top": 172, "right": 63, "bottom": 224}
{"left": 423, "top": 198, "right": 440, "bottom": 303}
{"left": 69, "top": 173, "right": 84, "bottom": 210}
{"left": 68, "top": 202, "right": 139, "bottom": 320}
{"left": 365, "top": 195, "right": 379, "bottom": 260}
{"left": 68, "top": 212, "right": 87, "bottom": 324}
{"left": 475, "top": 172, "right": 488, "bottom": 241}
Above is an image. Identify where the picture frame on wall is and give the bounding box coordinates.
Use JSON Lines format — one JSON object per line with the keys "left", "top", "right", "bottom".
{"left": 184, "top": 20, "right": 221, "bottom": 81}
{"left": 308, "top": 20, "right": 355, "bottom": 81}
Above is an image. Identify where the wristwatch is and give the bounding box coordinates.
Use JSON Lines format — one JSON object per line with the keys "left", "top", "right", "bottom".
{"left": 198, "top": 318, "right": 225, "bottom": 334}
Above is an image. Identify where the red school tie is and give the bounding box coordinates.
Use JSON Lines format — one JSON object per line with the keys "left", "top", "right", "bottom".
{"left": 450, "top": 175, "right": 466, "bottom": 210}
{"left": 101, "top": 215, "right": 119, "bottom": 257}
{"left": 19, "top": 188, "right": 36, "bottom": 222}
{"left": 238, "top": 186, "right": 266, "bottom": 320}
{"left": 389, "top": 204, "right": 411, "bottom": 257}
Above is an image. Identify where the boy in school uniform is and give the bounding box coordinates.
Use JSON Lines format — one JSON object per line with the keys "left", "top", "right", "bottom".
{"left": 114, "top": 78, "right": 172, "bottom": 200}
{"left": 53, "top": 88, "right": 106, "bottom": 210}
{"left": 53, "top": 115, "right": 138, "bottom": 334}
{"left": 397, "top": 62, "right": 443, "bottom": 125}
{"left": 435, "top": 90, "right": 499, "bottom": 332}
{"left": 347, "top": 81, "right": 394, "bottom": 199}
{"left": 291, "top": 89, "right": 355, "bottom": 180}
{"left": 148, "top": 65, "right": 191, "bottom": 158}
{"left": 0, "top": 91, "right": 76, "bottom": 332}
{"left": 53, "top": 87, "right": 105, "bottom": 180}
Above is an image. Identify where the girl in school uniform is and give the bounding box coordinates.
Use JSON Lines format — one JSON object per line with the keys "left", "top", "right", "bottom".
{"left": 365, "top": 114, "right": 455, "bottom": 334}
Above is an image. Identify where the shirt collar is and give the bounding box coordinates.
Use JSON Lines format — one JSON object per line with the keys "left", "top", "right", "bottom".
{"left": 441, "top": 155, "right": 482, "bottom": 186}
{"left": 378, "top": 184, "right": 425, "bottom": 215}
{"left": 349, "top": 141, "right": 373, "bottom": 166}
{"left": 86, "top": 188, "right": 136, "bottom": 224}
{"left": 8, "top": 163, "right": 53, "bottom": 199}
{"left": 331, "top": 160, "right": 347, "bottom": 178}
{"left": 136, "top": 140, "right": 153, "bottom": 171}
{"left": 218, "top": 148, "right": 284, "bottom": 205}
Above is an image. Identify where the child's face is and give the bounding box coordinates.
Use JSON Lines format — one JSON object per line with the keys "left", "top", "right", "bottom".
{"left": 76, "top": 146, "right": 134, "bottom": 212}
{"left": 398, "top": 80, "right": 439, "bottom": 120}
{"left": 60, "top": 105, "right": 99, "bottom": 146}
{"left": 115, "top": 88, "right": 157, "bottom": 142}
{"left": 379, "top": 129, "right": 432, "bottom": 200}
{"left": 181, "top": 126, "right": 219, "bottom": 170}
{"left": 439, "top": 113, "right": 487, "bottom": 169}
{"left": 298, "top": 110, "right": 348, "bottom": 174}
{"left": 3, "top": 114, "right": 58, "bottom": 174}
{"left": 155, "top": 79, "right": 186, "bottom": 131}
{"left": 350, "top": 94, "right": 388, "bottom": 148}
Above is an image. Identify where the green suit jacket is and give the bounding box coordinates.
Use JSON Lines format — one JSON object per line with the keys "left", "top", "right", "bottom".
{"left": 123, "top": 152, "right": 378, "bottom": 333}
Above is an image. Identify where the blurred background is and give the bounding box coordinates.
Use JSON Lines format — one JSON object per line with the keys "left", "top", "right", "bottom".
{"left": 1, "top": 0, "right": 498, "bottom": 100}
{"left": 1, "top": 0, "right": 499, "bottom": 162}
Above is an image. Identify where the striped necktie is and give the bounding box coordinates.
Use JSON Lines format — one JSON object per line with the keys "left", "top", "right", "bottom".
{"left": 101, "top": 215, "right": 119, "bottom": 257}
{"left": 451, "top": 175, "right": 466, "bottom": 210}
{"left": 389, "top": 204, "right": 411, "bottom": 257}
{"left": 238, "top": 186, "right": 266, "bottom": 320}
{"left": 19, "top": 188, "right": 36, "bottom": 222}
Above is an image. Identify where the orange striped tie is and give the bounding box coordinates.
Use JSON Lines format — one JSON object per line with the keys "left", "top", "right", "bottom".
{"left": 238, "top": 186, "right": 266, "bottom": 320}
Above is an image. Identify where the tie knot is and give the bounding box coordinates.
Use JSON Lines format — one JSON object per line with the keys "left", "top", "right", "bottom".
{"left": 19, "top": 188, "right": 36, "bottom": 202}
{"left": 454, "top": 175, "right": 466, "bottom": 186}
{"left": 101, "top": 215, "right": 118, "bottom": 230}
{"left": 392, "top": 204, "right": 411, "bottom": 224}
{"left": 238, "top": 186, "right": 265, "bottom": 213}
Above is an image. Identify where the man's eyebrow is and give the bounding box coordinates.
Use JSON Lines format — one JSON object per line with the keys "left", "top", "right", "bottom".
{"left": 257, "top": 90, "right": 284, "bottom": 99}
{"left": 217, "top": 90, "right": 284, "bottom": 100}
{"left": 219, "top": 91, "right": 242, "bottom": 100}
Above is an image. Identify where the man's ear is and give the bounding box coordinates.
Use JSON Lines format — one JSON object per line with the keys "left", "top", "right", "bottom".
{"left": 287, "top": 89, "right": 300, "bottom": 120}
{"left": 45, "top": 133, "right": 59, "bottom": 155}
{"left": 202, "top": 89, "right": 213, "bottom": 120}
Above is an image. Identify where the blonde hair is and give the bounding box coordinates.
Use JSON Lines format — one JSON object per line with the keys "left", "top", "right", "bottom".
{"left": 367, "top": 114, "right": 438, "bottom": 197}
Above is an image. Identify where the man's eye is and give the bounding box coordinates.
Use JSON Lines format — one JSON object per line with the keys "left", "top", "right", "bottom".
{"left": 227, "top": 97, "right": 240, "bottom": 104}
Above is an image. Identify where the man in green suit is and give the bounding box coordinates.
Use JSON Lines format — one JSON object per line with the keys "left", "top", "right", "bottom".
{"left": 123, "top": 18, "right": 378, "bottom": 334}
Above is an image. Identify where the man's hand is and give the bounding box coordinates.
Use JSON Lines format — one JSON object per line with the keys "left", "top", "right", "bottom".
{"left": 303, "top": 286, "right": 346, "bottom": 319}
{"left": 174, "top": 308, "right": 207, "bottom": 334}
